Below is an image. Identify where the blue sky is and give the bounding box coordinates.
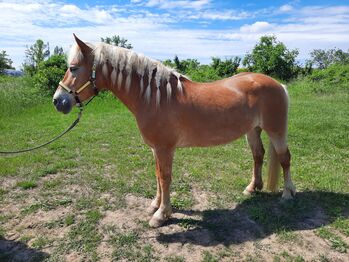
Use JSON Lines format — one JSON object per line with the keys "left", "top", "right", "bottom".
{"left": 1, "top": 0, "right": 349, "bottom": 68}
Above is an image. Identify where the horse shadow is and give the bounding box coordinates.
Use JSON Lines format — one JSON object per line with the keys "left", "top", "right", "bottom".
{"left": 157, "top": 191, "right": 349, "bottom": 246}
{"left": 0, "top": 237, "right": 49, "bottom": 262}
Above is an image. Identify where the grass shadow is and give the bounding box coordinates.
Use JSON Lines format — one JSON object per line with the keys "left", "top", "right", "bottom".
{"left": 0, "top": 237, "right": 49, "bottom": 262}
{"left": 157, "top": 191, "right": 349, "bottom": 246}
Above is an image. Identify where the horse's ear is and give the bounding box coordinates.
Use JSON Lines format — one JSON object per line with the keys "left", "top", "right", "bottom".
{"left": 73, "top": 34, "right": 92, "bottom": 55}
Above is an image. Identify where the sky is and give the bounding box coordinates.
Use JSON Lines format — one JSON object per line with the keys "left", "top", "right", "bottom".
{"left": 1, "top": 0, "right": 349, "bottom": 69}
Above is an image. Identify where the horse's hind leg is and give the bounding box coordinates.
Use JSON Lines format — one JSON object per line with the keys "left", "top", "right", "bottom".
{"left": 243, "top": 127, "right": 265, "bottom": 195}
{"left": 269, "top": 135, "right": 296, "bottom": 200}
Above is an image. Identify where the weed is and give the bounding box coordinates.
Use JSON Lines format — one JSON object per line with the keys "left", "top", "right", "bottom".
{"left": 316, "top": 227, "right": 348, "bottom": 253}
{"left": 16, "top": 180, "right": 37, "bottom": 190}
{"left": 202, "top": 251, "right": 218, "bottom": 262}
{"left": 165, "top": 255, "right": 186, "bottom": 262}
{"left": 65, "top": 214, "right": 75, "bottom": 226}
{"left": 277, "top": 229, "right": 300, "bottom": 243}
{"left": 32, "top": 236, "right": 51, "bottom": 249}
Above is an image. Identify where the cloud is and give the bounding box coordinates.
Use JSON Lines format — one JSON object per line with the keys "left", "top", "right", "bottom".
{"left": 144, "top": 0, "right": 210, "bottom": 10}
{"left": 189, "top": 10, "right": 251, "bottom": 20}
{"left": 279, "top": 4, "right": 293, "bottom": 12}
{"left": 240, "top": 21, "right": 274, "bottom": 33}
{"left": 0, "top": 1, "right": 348, "bottom": 69}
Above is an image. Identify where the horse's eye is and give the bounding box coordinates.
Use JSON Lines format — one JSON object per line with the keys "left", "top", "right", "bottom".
{"left": 69, "top": 67, "right": 78, "bottom": 73}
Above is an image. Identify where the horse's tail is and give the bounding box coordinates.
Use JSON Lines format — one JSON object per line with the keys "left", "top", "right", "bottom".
{"left": 266, "top": 141, "right": 281, "bottom": 191}
{"left": 266, "top": 83, "right": 288, "bottom": 192}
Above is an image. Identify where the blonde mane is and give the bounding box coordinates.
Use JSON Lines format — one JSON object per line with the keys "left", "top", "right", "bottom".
{"left": 68, "top": 42, "right": 184, "bottom": 106}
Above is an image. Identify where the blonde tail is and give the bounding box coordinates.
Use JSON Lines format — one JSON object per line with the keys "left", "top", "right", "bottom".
{"left": 266, "top": 141, "right": 281, "bottom": 191}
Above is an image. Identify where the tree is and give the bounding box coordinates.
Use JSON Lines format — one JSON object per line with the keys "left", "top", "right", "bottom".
{"left": 23, "top": 39, "right": 50, "bottom": 75}
{"left": 164, "top": 55, "right": 200, "bottom": 75}
{"left": 33, "top": 54, "right": 67, "bottom": 95}
{"left": 101, "top": 35, "right": 133, "bottom": 49}
{"left": 309, "top": 48, "right": 349, "bottom": 69}
{"left": 242, "top": 36, "right": 299, "bottom": 81}
{"left": 53, "top": 46, "right": 64, "bottom": 56}
{"left": 211, "top": 57, "right": 241, "bottom": 78}
{"left": 0, "top": 50, "right": 14, "bottom": 74}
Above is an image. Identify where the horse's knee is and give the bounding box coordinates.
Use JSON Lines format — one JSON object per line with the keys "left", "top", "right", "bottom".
{"left": 278, "top": 148, "right": 291, "bottom": 170}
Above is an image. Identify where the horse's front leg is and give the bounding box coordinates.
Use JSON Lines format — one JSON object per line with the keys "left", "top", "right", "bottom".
{"left": 149, "top": 147, "right": 174, "bottom": 227}
{"left": 147, "top": 167, "right": 161, "bottom": 215}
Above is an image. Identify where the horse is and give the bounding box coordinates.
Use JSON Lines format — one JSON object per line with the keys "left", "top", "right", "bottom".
{"left": 53, "top": 34, "right": 296, "bottom": 227}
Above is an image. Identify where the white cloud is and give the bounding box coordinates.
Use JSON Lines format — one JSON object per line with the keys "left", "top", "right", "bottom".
{"left": 240, "top": 21, "right": 274, "bottom": 33}
{"left": 189, "top": 10, "right": 250, "bottom": 20}
{"left": 145, "top": 0, "right": 210, "bottom": 10}
{"left": 0, "top": 1, "right": 348, "bottom": 68}
{"left": 279, "top": 4, "right": 293, "bottom": 12}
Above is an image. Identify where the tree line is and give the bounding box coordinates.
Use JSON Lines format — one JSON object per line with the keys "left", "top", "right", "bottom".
{"left": 1, "top": 35, "right": 348, "bottom": 94}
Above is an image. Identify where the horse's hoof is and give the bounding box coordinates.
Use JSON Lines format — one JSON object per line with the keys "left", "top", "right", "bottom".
{"left": 243, "top": 188, "right": 253, "bottom": 196}
{"left": 282, "top": 184, "right": 296, "bottom": 201}
{"left": 147, "top": 205, "right": 158, "bottom": 216}
{"left": 149, "top": 216, "right": 166, "bottom": 228}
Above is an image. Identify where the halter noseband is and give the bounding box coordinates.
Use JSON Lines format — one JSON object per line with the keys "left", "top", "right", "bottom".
{"left": 59, "top": 63, "right": 98, "bottom": 107}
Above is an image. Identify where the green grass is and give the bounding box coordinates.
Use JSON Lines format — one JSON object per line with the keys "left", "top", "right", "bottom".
{"left": 0, "top": 76, "right": 348, "bottom": 260}
{"left": 316, "top": 227, "right": 348, "bottom": 253}
{"left": 16, "top": 180, "right": 37, "bottom": 190}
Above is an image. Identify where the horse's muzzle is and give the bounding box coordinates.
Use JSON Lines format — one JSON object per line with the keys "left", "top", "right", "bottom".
{"left": 53, "top": 93, "right": 73, "bottom": 114}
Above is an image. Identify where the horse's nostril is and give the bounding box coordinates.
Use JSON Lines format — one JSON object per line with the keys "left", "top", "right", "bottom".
{"left": 53, "top": 99, "right": 58, "bottom": 106}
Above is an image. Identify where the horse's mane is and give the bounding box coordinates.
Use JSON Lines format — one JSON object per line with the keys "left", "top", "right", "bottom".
{"left": 68, "top": 42, "right": 184, "bottom": 106}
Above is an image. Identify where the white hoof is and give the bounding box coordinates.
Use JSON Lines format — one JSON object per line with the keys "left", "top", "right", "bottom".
{"left": 243, "top": 188, "right": 253, "bottom": 196}
{"left": 282, "top": 183, "right": 296, "bottom": 200}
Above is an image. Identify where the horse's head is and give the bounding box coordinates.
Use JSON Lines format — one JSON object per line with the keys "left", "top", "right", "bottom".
{"left": 53, "top": 34, "right": 98, "bottom": 114}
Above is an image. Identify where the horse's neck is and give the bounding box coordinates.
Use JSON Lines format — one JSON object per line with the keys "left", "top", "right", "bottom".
{"left": 104, "top": 70, "right": 142, "bottom": 115}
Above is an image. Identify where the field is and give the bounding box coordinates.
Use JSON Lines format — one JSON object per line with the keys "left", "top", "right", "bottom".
{"left": 0, "top": 76, "right": 348, "bottom": 261}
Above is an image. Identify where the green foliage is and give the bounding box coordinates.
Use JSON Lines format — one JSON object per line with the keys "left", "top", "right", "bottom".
{"left": 101, "top": 35, "right": 133, "bottom": 49}
{"left": 53, "top": 46, "right": 64, "bottom": 55}
{"left": 16, "top": 180, "right": 37, "bottom": 189}
{"left": 0, "top": 50, "right": 14, "bottom": 73}
{"left": 309, "top": 48, "right": 349, "bottom": 69}
{"left": 164, "top": 56, "right": 240, "bottom": 82}
{"left": 242, "top": 35, "right": 299, "bottom": 81}
{"left": 164, "top": 55, "right": 200, "bottom": 75}
{"left": 211, "top": 56, "right": 241, "bottom": 78}
{"left": 0, "top": 75, "right": 42, "bottom": 116}
{"left": 23, "top": 39, "right": 50, "bottom": 76}
{"left": 32, "top": 54, "right": 67, "bottom": 95}
{"left": 187, "top": 64, "right": 221, "bottom": 82}
{"left": 307, "top": 63, "right": 349, "bottom": 93}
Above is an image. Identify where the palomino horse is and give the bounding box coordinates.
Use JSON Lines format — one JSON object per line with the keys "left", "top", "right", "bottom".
{"left": 53, "top": 35, "right": 296, "bottom": 227}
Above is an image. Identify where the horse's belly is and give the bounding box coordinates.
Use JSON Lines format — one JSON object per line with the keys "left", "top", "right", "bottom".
{"left": 175, "top": 121, "right": 253, "bottom": 147}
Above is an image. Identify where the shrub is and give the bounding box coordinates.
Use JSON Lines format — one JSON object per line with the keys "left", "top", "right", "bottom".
{"left": 307, "top": 64, "right": 349, "bottom": 93}
{"left": 33, "top": 54, "right": 67, "bottom": 95}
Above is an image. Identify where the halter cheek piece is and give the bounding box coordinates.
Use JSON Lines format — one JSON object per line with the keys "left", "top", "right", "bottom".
{"left": 58, "top": 63, "right": 99, "bottom": 107}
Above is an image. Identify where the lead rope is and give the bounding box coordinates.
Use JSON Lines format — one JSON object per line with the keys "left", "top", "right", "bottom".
{"left": 0, "top": 64, "right": 99, "bottom": 155}
{"left": 0, "top": 106, "right": 83, "bottom": 154}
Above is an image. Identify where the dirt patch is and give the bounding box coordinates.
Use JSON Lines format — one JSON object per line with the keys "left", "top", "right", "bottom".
{"left": 1, "top": 185, "right": 348, "bottom": 261}
{"left": 97, "top": 190, "right": 349, "bottom": 261}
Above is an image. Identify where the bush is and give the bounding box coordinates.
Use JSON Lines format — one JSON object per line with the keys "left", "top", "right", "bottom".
{"left": 307, "top": 64, "right": 349, "bottom": 93}
{"left": 211, "top": 57, "right": 241, "bottom": 78}
{"left": 186, "top": 65, "right": 221, "bottom": 82}
{"left": 33, "top": 54, "right": 67, "bottom": 95}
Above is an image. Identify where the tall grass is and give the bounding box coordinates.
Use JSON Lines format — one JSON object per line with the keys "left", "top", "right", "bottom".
{"left": 0, "top": 76, "right": 46, "bottom": 116}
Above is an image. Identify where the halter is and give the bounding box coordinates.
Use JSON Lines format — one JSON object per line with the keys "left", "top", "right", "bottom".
{"left": 58, "top": 63, "right": 99, "bottom": 107}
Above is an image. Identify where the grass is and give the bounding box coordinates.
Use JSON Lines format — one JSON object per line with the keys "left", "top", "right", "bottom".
{"left": 0, "top": 75, "right": 348, "bottom": 260}
{"left": 16, "top": 180, "right": 37, "bottom": 190}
